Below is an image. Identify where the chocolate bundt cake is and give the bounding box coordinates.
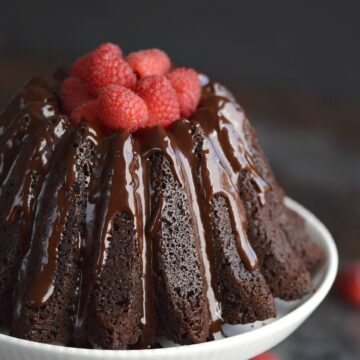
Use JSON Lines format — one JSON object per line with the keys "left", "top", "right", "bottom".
{"left": 0, "top": 44, "right": 324, "bottom": 349}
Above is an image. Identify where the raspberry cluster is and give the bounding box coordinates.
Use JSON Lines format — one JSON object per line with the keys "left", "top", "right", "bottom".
{"left": 60, "top": 43, "right": 201, "bottom": 132}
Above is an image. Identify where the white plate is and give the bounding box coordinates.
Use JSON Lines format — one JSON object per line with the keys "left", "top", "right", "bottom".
{"left": 0, "top": 197, "right": 338, "bottom": 360}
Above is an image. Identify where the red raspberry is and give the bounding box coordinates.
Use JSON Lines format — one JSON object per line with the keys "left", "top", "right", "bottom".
{"left": 126, "top": 49, "right": 171, "bottom": 78}
{"left": 336, "top": 262, "right": 360, "bottom": 307}
{"left": 59, "top": 77, "right": 92, "bottom": 115}
{"left": 71, "top": 53, "right": 91, "bottom": 80}
{"left": 96, "top": 42, "right": 123, "bottom": 58}
{"left": 98, "top": 85, "right": 148, "bottom": 132}
{"left": 86, "top": 49, "right": 136, "bottom": 95}
{"left": 251, "top": 352, "right": 281, "bottom": 360}
{"left": 136, "top": 75, "right": 180, "bottom": 128}
{"left": 71, "top": 99, "right": 98, "bottom": 126}
{"left": 71, "top": 43, "right": 122, "bottom": 80}
{"left": 167, "top": 67, "right": 201, "bottom": 117}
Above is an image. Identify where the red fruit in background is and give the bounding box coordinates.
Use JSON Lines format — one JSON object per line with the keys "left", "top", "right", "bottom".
{"left": 126, "top": 49, "right": 171, "bottom": 78}
{"left": 136, "top": 75, "right": 180, "bottom": 128}
{"left": 98, "top": 85, "right": 148, "bottom": 132}
{"left": 251, "top": 352, "right": 281, "bottom": 360}
{"left": 336, "top": 262, "right": 360, "bottom": 307}
{"left": 167, "top": 67, "right": 201, "bottom": 118}
{"left": 86, "top": 49, "right": 136, "bottom": 95}
{"left": 59, "top": 77, "right": 93, "bottom": 115}
{"left": 70, "top": 99, "right": 99, "bottom": 126}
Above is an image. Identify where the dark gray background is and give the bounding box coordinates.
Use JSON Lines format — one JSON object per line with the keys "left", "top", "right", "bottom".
{"left": 0, "top": 1, "right": 359, "bottom": 359}
{"left": 0, "top": 0, "right": 359, "bottom": 99}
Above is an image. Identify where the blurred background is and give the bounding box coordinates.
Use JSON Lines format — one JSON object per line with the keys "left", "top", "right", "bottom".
{"left": 0, "top": 1, "right": 359, "bottom": 358}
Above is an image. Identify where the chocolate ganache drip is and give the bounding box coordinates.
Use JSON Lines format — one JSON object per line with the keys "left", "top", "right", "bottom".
{"left": 1, "top": 74, "right": 270, "bottom": 347}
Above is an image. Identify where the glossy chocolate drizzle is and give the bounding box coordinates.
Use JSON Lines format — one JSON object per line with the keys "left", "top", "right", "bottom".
{"left": 0, "top": 75, "right": 269, "bottom": 347}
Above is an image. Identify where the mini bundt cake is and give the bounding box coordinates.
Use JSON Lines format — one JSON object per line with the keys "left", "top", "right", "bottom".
{"left": 0, "top": 43, "right": 324, "bottom": 349}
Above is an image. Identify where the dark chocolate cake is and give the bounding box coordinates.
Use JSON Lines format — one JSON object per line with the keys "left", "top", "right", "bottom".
{"left": 0, "top": 44, "right": 324, "bottom": 349}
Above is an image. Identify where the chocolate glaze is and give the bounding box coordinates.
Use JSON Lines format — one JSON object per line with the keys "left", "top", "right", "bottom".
{"left": 0, "top": 76, "right": 71, "bottom": 334}
{"left": 1, "top": 74, "right": 269, "bottom": 347}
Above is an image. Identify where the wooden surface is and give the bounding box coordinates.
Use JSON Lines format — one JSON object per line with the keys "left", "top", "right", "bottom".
{"left": 0, "top": 60, "right": 359, "bottom": 359}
